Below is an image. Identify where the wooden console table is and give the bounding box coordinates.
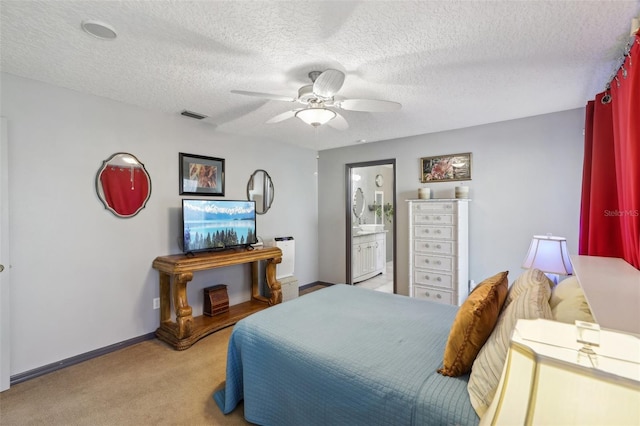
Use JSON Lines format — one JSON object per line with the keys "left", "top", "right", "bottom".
{"left": 152, "top": 246, "right": 282, "bottom": 350}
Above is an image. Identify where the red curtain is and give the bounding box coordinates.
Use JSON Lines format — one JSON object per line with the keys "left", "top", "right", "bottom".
{"left": 100, "top": 166, "right": 150, "bottom": 216}
{"left": 580, "top": 33, "right": 640, "bottom": 269}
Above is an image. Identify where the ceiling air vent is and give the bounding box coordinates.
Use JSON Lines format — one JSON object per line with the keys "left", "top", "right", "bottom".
{"left": 180, "top": 110, "right": 207, "bottom": 120}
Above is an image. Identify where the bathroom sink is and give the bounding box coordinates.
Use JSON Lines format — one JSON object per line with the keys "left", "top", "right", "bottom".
{"left": 358, "top": 224, "right": 384, "bottom": 233}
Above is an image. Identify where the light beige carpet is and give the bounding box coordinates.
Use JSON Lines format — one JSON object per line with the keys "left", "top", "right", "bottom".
{"left": 0, "top": 285, "right": 330, "bottom": 425}
{"left": 0, "top": 326, "right": 250, "bottom": 425}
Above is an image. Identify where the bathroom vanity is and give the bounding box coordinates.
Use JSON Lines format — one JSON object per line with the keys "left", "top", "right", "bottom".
{"left": 352, "top": 226, "right": 387, "bottom": 283}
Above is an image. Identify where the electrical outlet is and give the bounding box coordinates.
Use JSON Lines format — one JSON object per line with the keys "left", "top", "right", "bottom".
{"left": 153, "top": 298, "right": 160, "bottom": 310}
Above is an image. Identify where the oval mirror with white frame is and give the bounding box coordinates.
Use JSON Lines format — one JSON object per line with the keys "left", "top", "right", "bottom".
{"left": 96, "top": 152, "right": 151, "bottom": 218}
{"left": 247, "top": 169, "right": 274, "bottom": 214}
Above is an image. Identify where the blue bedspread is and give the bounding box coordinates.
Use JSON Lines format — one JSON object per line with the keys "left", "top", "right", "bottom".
{"left": 214, "top": 284, "right": 479, "bottom": 426}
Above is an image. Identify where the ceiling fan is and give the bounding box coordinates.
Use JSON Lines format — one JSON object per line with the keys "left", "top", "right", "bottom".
{"left": 231, "top": 69, "right": 401, "bottom": 129}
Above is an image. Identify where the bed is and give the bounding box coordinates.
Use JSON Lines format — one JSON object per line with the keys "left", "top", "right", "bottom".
{"left": 214, "top": 284, "right": 479, "bottom": 426}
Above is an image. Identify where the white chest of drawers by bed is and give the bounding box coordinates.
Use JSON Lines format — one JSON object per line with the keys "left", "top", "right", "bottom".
{"left": 408, "top": 199, "right": 470, "bottom": 306}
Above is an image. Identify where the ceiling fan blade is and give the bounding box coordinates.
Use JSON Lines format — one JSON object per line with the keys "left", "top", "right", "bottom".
{"left": 313, "top": 69, "right": 345, "bottom": 98}
{"left": 265, "top": 109, "right": 298, "bottom": 124}
{"left": 327, "top": 112, "right": 349, "bottom": 130}
{"left": 231, "top": 90, "right": 296, "bottom": 102}
{"left": 339, "top": 99, "right": 402, "bottom": 112}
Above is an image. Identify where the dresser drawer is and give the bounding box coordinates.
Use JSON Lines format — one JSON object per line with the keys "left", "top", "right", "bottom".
{"left": 414, "top": 239, "right": 455, "bottom": 255}
{"left": 413, "top": 269, "right": 454, "bottom": 289}
{"left": 413, "top": 285, "right": 454, "bottom": 305}
{"left": 413, "top": 225, "right": 454, "bottom": 240}
{"left": 414, "top": 254, "right": 454, "bottom": 272}
{"left": 412, "top": 202, "right": 456, "bottom": 214}
{"left": 414, "top": 213, "right": 454, "bottom": 225}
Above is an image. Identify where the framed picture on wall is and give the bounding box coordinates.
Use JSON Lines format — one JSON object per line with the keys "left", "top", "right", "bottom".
{"left": 179, "top": 153, "right": 225, "bottom": 196}
{"left": 420, "top": 152, "right": 472, "bottom": 183}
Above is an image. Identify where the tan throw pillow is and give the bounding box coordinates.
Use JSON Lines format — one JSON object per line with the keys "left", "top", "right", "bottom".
{"left": 504, "top": 268, "right": 554, "bottom": 309}
{"left": 467, "top": 283, "right": 553, "bottom": 417}
{"left": 437, "top": 271, "right": 509, "bottom": 377}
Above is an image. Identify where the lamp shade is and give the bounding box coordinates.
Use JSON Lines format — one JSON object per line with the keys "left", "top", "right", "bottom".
{"left": 522, "top": 235, "right": 573, "bottom": 275}
{"left": 295, "top": 108, "right": 336, "bottom": 127}
{"left": 481, "top": 319, "right": 640, "bottom": 426}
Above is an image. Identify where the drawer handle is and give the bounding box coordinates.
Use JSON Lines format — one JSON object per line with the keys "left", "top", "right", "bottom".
{"left": 424, "top": 229, "right": 430, "bottom": 234}
{"left": 435, "top": 260, "right": 441, "bottom": 265}
{"left": 436, "top": 294, "right": 442, "bottom": 299}
{"left": 425, "top": 275, "right": 430, "bottom": 280}
{"left": 435, "top": 230, "right": 442, "bottom": 234}
{"left": 424, "top": 243, "right": 430, "bottom": 248}
{"left": 436, "top": 244, "right": 441, "bottom": 249}
{"left": 436, "top": 277, "right": 442, "bottom": 282}
{"left": 425, "top": 291, "right": 430, "bottom": 297}
{"left": 445, "top": 205, "right": 452, "bottom": 209}
{"left": 425, "top": 259, "right": 430, "bottom": 264}
{"left": 436, "top": 216, "right": 441, "bottom": 220}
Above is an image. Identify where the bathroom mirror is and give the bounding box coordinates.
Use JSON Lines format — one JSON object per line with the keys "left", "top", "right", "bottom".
{"left": 353, "top": 187, "right": 365, "bottom": 220}
{"left": 247, "top": 169, "right": 274, "bottom": 214}
{"left": 96, "top": 152, "right": 151, "bottom": 218}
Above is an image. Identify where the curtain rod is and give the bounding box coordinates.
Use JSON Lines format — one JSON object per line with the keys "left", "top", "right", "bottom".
{"left": 601, "top": 21, "right": 639, "bottom": 104}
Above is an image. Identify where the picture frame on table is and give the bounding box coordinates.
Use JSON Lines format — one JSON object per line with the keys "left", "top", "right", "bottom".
{"left": 179, "top": 152, "right": 225, "bottom": 196}
{"left": 420, "top": 152, "right": 472, "bottom": 183}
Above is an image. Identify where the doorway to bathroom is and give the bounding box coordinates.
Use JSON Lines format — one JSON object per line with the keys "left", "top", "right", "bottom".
{"left": 345, "top": 159, "right": 396, "bottom": 293}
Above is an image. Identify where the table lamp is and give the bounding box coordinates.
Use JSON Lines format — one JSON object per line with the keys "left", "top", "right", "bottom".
{"left": 480, "top": 319, "right": 640, "bottom": 425}
{"left": 522, "top": 234, "right": 573, "bottom": 284}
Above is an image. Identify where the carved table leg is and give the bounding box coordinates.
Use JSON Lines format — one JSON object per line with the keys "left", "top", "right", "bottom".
{"left": 172, "top": 272, "right": 194, "bottom": 339}
{"left": 265, "top": 256, "right": 283, "bottom": 305}
{"left": 159, "top": 272, "right": 171, "bottom": 324}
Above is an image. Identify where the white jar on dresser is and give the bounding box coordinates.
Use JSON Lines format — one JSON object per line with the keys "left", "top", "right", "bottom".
{"left": 408, "top": 199, "right": 470, "bottom": 306}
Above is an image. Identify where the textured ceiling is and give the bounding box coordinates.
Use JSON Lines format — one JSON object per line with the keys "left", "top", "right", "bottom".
{"left": 1, "top": 1, "right": 638, "bottom": 151}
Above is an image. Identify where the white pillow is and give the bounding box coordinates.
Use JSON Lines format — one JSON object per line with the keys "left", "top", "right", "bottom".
{"left": 504, "top": 268, "right": 553, "bottom": 309}
{"left": 467, "top": 283, "right": 553, "bottom": 417}
{"left": 551, "top": 283, "right": 595, "bottom": 324}
{"left": 549, "top": 276, "right": 581, "bottom": 309}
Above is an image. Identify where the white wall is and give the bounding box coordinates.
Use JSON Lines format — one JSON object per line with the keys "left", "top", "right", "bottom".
{"left": 318, "top": 109, "right": 585, "bottom": 295}
{"left": 1, "top": 73, "right": 319, "bottom": 375}
{"left": 1, "top": 72, "right": 586, "bottom": 376}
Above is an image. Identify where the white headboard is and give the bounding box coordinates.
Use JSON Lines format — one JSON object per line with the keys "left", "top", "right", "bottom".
{"left": 570, "top": 255, "right": 640, "bottom": 335}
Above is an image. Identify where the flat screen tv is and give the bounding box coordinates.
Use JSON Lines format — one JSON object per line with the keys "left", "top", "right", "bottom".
{"left": 182, "top": 199, "right": 257, "bottom": 253}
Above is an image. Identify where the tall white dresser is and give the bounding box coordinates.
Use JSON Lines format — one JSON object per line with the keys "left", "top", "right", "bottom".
{"left": 408, "top": 199, "right": 470, "bottom": 306}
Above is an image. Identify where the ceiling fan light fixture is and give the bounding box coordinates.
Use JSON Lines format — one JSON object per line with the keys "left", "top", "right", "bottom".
{"left": 295, "top": 108, "right": 336, "bottom": 127}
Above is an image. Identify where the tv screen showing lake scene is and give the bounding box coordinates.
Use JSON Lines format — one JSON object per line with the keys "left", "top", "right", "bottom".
{"left": 182, "top": 199, "right": 256, "bottom": 252}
